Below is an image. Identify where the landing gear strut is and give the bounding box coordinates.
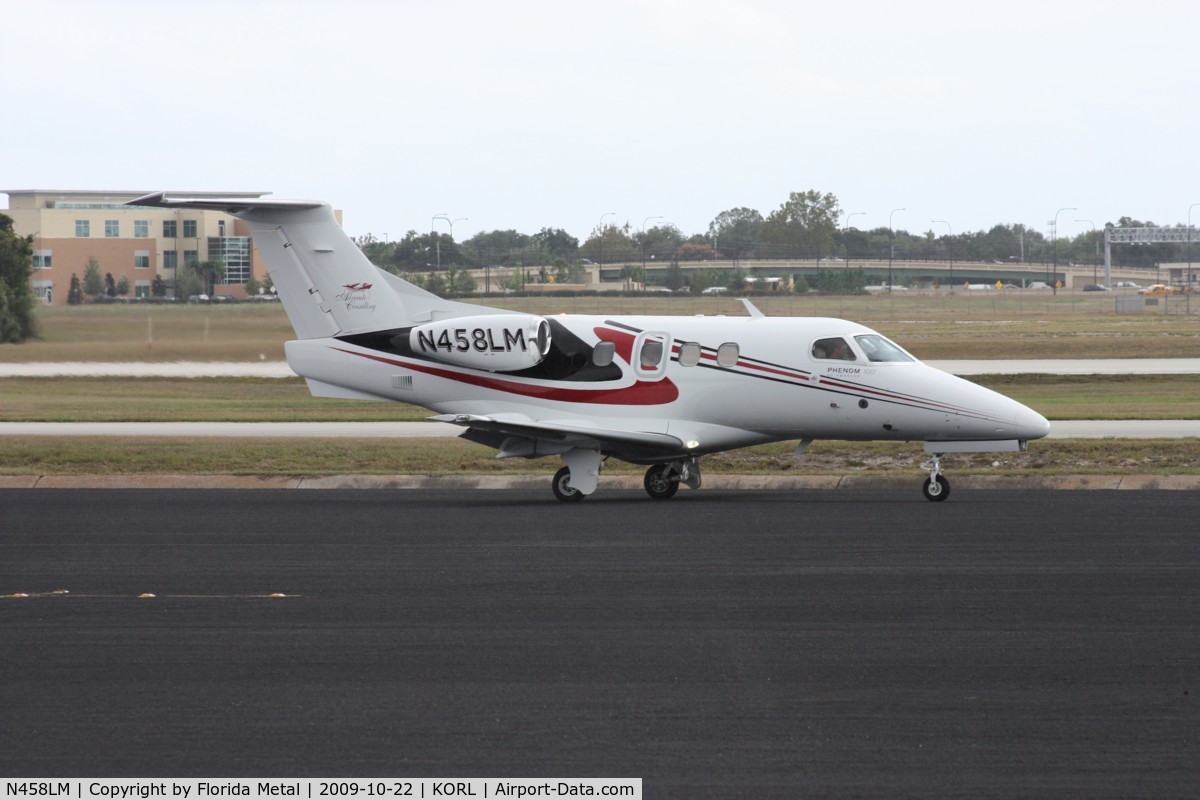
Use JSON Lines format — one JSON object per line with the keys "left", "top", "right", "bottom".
{"left": 643, "top": 464, "right": 679, "bottom": 500}
{"left": 920, "top": 453, "right": 950, "bottom": 502}
{"left": 643, "top": 458, "right": 701, "bottom": 500}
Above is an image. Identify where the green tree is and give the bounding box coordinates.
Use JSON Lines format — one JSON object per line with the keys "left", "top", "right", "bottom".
{"left": 68, "top": 273, "right": 84, "bottom": 305}
{"left": 115, "top": 275, "right": 131, "bottom": 297}
{"left": 244, "top": 272, "right": 262, "bottom": 298}
{"left": 708, "top": 207, "right": 763, "bottom": 259}
{"left": 83, "top": 257, "right": 104, "bottom": 298}
{"left": 104, "top": 272, "right": 116, "bottom": 297}
{"left": 759, "top": 190, "right": 841, "bottom": 259}
{"left": 531, "top": 227, "right": 579, "bottom": 261}
{"left": 151, "top": 274, "right": 167, "bottom": 297}
{"left": 0, "top": 212, "right": 39, "bottom": 342}
{"left": 579, "top": 223, "right": 638, "bottom": 265}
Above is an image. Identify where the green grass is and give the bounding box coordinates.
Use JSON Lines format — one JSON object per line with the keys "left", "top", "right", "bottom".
{"left": 4, "top": 374, "right": 1200, "bottom": 422}
{"left": 0, "top": 377, "right": 428, "bottom": 422}
{"left": 3, "top": 296, "right": 1198, "bottom": 362}
{"left": 2, "top": 437, "right": 1198, "bottom": 477}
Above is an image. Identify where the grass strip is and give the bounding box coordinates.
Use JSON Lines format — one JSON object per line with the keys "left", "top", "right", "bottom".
{"left": 2, "top": 437, "right": 1198, "bottom": 477}
{"left": 5, "top": 375, "right": 1200, "bottom": 421}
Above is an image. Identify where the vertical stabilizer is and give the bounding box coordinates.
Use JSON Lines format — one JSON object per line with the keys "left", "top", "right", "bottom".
{"left": 127, "top": 192, "right": 494, "bottom": 339}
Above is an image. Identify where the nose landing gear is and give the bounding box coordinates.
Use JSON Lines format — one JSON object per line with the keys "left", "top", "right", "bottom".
{"left": 920, "top": 452, "right": 950, "bottom": 501}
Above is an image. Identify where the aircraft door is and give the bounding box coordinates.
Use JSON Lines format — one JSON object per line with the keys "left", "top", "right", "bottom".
{"left": 633, "top": 331, "right": 671, "bottom": 381}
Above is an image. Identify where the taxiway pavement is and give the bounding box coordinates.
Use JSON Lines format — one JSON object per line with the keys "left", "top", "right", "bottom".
{"left": 2, "top": 488, "right": 1197, "bottom": 797}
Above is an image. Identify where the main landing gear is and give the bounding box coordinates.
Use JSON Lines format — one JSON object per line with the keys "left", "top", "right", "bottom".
{"left": 920, "top": 452, "right": 950, "bottom": 502}
{"left": 552, "top": 458, "right": 701, "bottom": 502}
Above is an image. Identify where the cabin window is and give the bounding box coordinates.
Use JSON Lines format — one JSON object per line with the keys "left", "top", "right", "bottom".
{"left": 634, "top": 332, "right": 671, "bottom": 379}
{"left": 677, "top": 341, "right": 701, "bottom": 367}
{"left": 640, "top": 339, "right": 664, "bottom": 369}
{"left": 716, "top": 342, "right": 739, "bottom": 367}
{"left": 592, "top": 340, "right": 616, "bottom": 367}
{"left": 855, "top": 334, "right": 913, "bottom": 362}
{"left": 812, "top": 337, "right": 856, "bottom": 361}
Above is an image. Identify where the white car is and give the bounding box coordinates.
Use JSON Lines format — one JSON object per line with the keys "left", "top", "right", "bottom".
{"left": 701, "top": 286, "right": 728, "bottom": 295}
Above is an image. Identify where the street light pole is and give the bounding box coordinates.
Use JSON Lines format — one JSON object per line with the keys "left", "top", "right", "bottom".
{"left": 1075, "top": 219, "right": 1096, "bottom": 284}
{"left": 888, "top": 208, "right": 905, "bottom": 293}
{"left": 597, "top": 211, "right": 615, "bottom": 272}
{"left": 640, "top": 215, "right": 662, "bottom": 290}
{"left": 1189, "top": 203, "right": 1199, "bottom": 291}
{"left": 432, "top": 213, "right": 448, "bottom": 272}
{"left": 1053, "top": 207, "right": 1076, "bottom": 294}
{"left": 932, "top": 220, "right": 952, "bottom": 289}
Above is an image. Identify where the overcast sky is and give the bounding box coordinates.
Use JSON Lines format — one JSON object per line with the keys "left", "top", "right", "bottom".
{"left": 3, "top": 0, "right": 1197, "bottom": 244}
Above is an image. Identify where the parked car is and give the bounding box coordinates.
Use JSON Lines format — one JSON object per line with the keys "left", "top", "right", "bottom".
{"left": 701, "top": 286, "right": 728, "bottom": 295}
{"left": 1138, "top": 284, "right": 1178, "bottom": 295}
{"left": 1082, "top": 284, "right": 1110, "bottom": 292}
{"left": 1113, "top": 281, "right": 1141, "bottom": 289}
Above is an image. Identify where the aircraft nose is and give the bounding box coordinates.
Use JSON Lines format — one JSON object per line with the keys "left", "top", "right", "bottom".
{"left": 1015, "top": 404, "right": 1051, "bottom": 441}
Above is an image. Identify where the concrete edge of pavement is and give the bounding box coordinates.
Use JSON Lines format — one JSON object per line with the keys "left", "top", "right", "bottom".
{"left": 2, "top": 473, "right": 1198, "bottom": 491}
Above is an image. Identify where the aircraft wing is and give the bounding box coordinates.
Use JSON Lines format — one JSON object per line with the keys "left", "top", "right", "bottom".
{"left": 429, "top": 413, "right": 686, "bottom": 460}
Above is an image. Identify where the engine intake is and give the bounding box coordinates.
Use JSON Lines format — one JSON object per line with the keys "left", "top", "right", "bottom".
{"left": 409, "top": 314, "right": 551, "bottom": 372}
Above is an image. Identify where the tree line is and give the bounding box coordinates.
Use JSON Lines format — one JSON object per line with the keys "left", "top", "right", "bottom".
{"left": 355, "top": 190, "right": 1200, "bottom": 275}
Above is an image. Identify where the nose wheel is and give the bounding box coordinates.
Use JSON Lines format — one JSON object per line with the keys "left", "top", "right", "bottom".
{"left": 920, "top": 453, "right": 951, "bottom": 502}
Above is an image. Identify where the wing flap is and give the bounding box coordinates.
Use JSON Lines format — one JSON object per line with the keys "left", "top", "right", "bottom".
{"left": 430, "top": 413, "right": 685, "bottom": 456}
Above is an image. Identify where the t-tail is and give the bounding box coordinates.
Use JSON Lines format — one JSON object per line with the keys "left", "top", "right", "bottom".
{"left": 127, "top": 192, "right": 487, "bottom": 337}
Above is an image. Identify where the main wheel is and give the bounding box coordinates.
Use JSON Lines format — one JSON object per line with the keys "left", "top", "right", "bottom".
{"left": 644, "top": 464, "right": 680, "bottom": 500}
{"left": 922, "top": 474, "right": 950, "bottom": 502}
{"left": 552, "top": 466, "right": 586, "bottom": 502}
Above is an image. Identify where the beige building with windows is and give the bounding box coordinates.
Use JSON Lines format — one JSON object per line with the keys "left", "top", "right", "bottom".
{"left": 2, "top": 189, "right": 271, "bottom": 303}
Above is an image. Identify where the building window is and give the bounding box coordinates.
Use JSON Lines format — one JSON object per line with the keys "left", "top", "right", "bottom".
{"left": 163, "top": 220, "right": 177, "bottom": 238}
{"left": 105, "top": 219, "right": 119, "bottom": 237}
{"left": 134, "top": 220, "right": 149, "bottom": 238}
{"left": 163, "top": 250, "right": 178, "bottom": 270}
{"left": 134, "top": 251, "right": 150, "bottom": 270}
{"left": 208, "top": 236, "right": 252, "bottom": 283}
{"left": 33, "top": 251, "right": 53, "bottom": 269}
{"left": 135, "top": 280, "right": 151, "bottom": 298}
{"left": 183, "top": 220, "right": 197, "bottom": 238}
{"left": 75, "top": 220, "right": 90, "bottom": 237}
{"left": 183, "top": 250, "right": 198, "bottom": 267}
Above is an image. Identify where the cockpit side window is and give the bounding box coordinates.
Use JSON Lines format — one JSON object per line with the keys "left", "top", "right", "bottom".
{"left": 854, "top": 334, "right": 913, "bottom": 362}
{"left": 811, "top": 336, "right": 856, "bottom": 361}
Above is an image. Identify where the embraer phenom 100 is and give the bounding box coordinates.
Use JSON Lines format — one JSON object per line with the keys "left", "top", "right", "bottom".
{"left": 129, "top": 193, "right": 1050, "bottom": 502}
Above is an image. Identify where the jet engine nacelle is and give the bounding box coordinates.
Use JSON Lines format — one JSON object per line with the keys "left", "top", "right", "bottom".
{"left": 409, "top": 314, "right": 552, "bottom": 371}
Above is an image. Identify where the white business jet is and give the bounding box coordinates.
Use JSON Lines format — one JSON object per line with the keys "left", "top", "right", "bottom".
{"left": 130, "top": 193, "right": 1049, "bottom": 502}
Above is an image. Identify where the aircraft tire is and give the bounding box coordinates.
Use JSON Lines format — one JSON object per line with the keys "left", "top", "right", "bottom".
{"left": 922, "top": 474, "right": 950, "bottom": 502}
{"left": 552, "top": 466, "right": 586, "bottom": 503}
{"left": 644, "top": 464, "right": 680, "bottom": 500}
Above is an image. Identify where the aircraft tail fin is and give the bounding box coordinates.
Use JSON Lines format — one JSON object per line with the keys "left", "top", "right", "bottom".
{"left": 128, "top": 192, "right": 484, "bottom": 338}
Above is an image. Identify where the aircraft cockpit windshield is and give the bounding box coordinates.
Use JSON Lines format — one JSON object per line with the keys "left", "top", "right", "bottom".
{"left": 811, "top": 337, "right": 857, "bottom": 361}
{"left": 854, "top": 334, "right": 913, "bottom": 363}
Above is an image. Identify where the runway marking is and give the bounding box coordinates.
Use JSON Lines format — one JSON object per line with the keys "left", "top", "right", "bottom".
{"left": 2, "top": 590, "right": 297, "bottom": 600}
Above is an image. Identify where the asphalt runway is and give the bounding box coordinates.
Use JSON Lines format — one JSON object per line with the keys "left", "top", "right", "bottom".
{"left": 2, "top": 488, "right": 1197, "bottom": 798}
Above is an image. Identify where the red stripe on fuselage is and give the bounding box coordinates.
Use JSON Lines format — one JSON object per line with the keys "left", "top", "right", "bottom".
{"left": 333, "top": 347, "right": 679, "bottom": 406}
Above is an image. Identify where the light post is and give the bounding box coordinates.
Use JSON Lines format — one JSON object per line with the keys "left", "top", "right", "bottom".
{"left": 1189, "top": 203, "right": 1199, "bottom": 290}
{"left": 1075, "top": 219, "right": 1096, "bottom": 284}
{"left": 842, "top": 211, "right": 864, "bottom": 264}
{"left": 888, "top": 208, "right": 905, "bottom": 292}
{"left": 932, "top": 220, "right": 952, "bottom": 289}
{"left": 640, "top": 215, "right": 662, "bottom": 290}
{"left": 432, "top": 213, "right": 447, "bottom": 271}
{"left": 597, "top": 211, "right": 615, "bottom": 271}
{"left": 1053, "top": 207, "right": 1076, "bottom": 294}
